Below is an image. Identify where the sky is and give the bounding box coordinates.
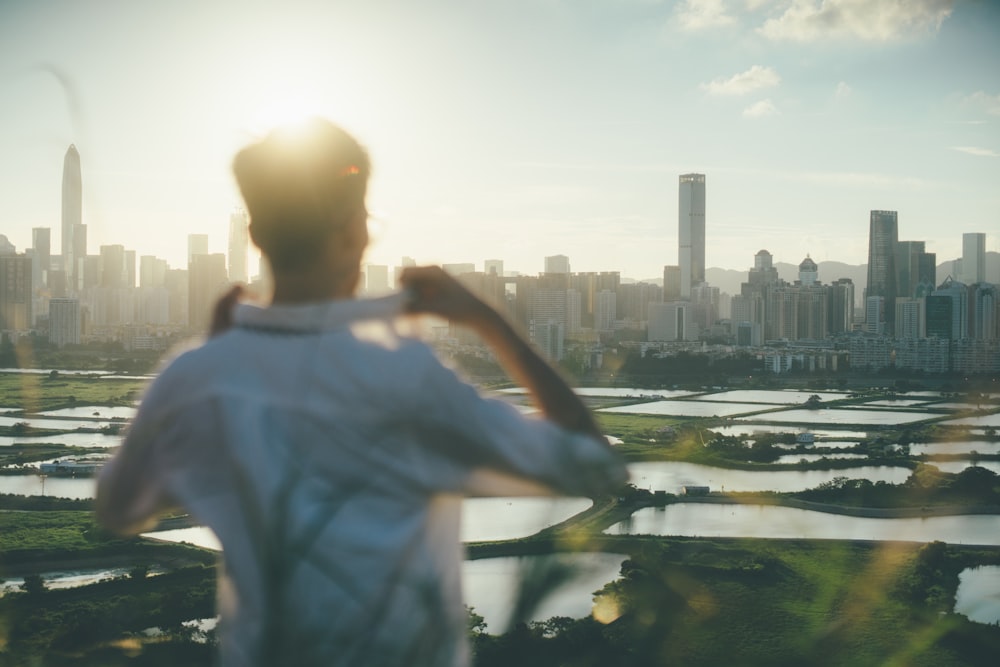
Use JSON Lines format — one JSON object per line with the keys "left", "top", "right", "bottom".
{"left": 0, "top": 0, "right": 998, "bottom": 282}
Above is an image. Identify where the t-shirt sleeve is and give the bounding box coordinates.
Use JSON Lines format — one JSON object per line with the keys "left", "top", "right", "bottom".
{"left": 410, "top": 349, "right": 629, "bottom": 498}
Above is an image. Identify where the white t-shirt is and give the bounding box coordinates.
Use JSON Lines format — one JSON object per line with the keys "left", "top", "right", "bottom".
{"left": 98, "top": 298, "right": 628, "bottom": 667}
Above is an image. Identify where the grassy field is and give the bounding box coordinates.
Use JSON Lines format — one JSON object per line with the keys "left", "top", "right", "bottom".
{"left": 0, "top": 373, "right": 148, "bottom": 413}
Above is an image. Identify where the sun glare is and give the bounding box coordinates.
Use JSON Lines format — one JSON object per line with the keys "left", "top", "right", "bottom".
{"left": 243, "top": 94, "right": 325, "bottom": 139}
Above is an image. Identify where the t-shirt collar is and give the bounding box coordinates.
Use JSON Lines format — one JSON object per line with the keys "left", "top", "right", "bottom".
{"left": 232, "top": 291, "right": 408, "bottom": 333}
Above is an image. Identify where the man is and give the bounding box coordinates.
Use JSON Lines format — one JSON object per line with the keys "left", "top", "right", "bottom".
{"left": 97, "top": 119, "right": 628, "bottom": 666}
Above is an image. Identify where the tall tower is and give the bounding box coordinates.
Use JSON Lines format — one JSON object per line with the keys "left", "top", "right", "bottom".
{"left": 229, "top": 209, "right": 249, "bottom": 283}
{"left": 678, "top": 173, "right": 706, "bottom": 299}
{"left": 61, "top": 145, "right": 82, "bottom": 286}
{"left": 961, "top": 232, "right": 986, "bottom": 284}
{"left": 866, "top": 210, "right": 898, "bottom": 331}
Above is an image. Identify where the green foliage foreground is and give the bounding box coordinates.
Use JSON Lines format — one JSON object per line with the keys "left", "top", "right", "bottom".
{"left": 472, "top": 538, "right": 1000, "bottom": 667}
{"left": 2, "top": 530, "right": 999, "bottom": 666}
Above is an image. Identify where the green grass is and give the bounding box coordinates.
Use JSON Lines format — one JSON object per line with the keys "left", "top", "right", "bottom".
{"left": 0, "top": 373, "right": 148, "bottom": 413}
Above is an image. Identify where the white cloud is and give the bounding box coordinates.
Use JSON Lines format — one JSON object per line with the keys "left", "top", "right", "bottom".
{"left": 701, "top": 65, "right": 781, "bottom": 95}
{"left": 835, "top": 81, "right": 853, "bottom": 99}
{"left": 963, "top": 91, "right": 1000, "bottom": 116}
{"left": 952, "top": 146, "right": 999, "bottom": 158}
{"left": 676, "top": 0, "right": 735, "bottom": 31}
{"left": 758, "top": 0, "right": 955, "bottom": 42}
{"left": 743, "top": 99, "right": 779, "bottom": 117}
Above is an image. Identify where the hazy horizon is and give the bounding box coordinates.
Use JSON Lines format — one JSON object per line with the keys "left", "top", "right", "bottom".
{"left": 1, "top": 0, "right": 998, "bottom": 280}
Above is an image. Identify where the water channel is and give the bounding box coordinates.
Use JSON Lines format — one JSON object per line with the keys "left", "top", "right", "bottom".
{"left": 954, "top": 566, "right": 1000, "bottom": 625}
{"left": 606, "top": 503, "right": 1000, "bottom": 546}
{"left": 4, "top": 385, "right": 998, "bottom": 626}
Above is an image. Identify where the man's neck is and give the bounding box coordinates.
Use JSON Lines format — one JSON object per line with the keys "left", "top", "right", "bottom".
{"left": 269, "top": 266, "right": 358, "bottom": 304}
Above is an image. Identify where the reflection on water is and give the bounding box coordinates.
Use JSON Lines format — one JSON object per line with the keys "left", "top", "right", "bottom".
{"left": 463, "top": 553, "right": 627, "bottom": 632}
{"left": 865, "top": 399, "right": 931, "bottom": 407}
{"left": 600, "top": 401, "right": 771, "bottom": 417}
{"left": 142, "top": 527, "right": 221, "bottom": 550}
{"left": 607, "top": 504, "right": 1000, "bottom": 545}
{"left": 774, "top": 453, "right": 867, "bottom": 464}
{"left": 0, "top": 415, "right": 115, "bottom": 430}
{"left": 704, "top": 390, "right": 846, "bottom": 404}
{"left": 0, "top": 567, "right": 142, "bottom": 596}
{"left": 628, "top": 461, "right": 910, "bottom": 493}
{"left": 0, "top": 474, "right": 95, "bottom": 499}
{"left": 709, "top": 425, "right": 868, "bottom": 439}
{"left": 741, "top": 409, "right": 932, "bottom": 426}
{"left": 940, "top": 414, "right": 1000, "bottom": 428}
{"left": 464, "top": 497, "right": 592, "bottom": 542}
{"left": 500, "top": 387, "right": 696, "bottom": 399}
{"left": 35, "top": 406, "right": 136, "bottom": 419}
{"left": 924, "top": 461, "right": 1000, "bottom": 475}
{"left": 910, "top": 441, "right": 1000, "bottom": 456}
{"left": 141, "top": 498, "right": 595, "bottom": 549}
{"left": 954, "top": 566, "right": 1000, "bottom": 625}
{"left": 0, "top": 432, "right": 120, "bottom": 448}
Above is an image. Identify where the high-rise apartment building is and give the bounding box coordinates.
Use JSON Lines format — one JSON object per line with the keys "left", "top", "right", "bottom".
{"left": 365, "top": 264, "right": 390, "bottom": 294}
{"left": 442, "top": 263, "right": 475, "bottom": 276}
{"left": 62, "top": 145, "right": 82, "bottom": 285}
{"left": 678, "top": 173, "right": 706, "bottom": 299}
{"left": 798, "top": 256, "right": 818, "bottom": 286}
{"left": 0, "top": 254, "right": 33, "bottom": 331}
{"left": 484, "top": 259, "right": 504, "bottom": 276}
{"left": 931, "top": 277, "right": 969, "bottom": 341}
{"left": 662, "top": 265, "right": 681, "bottom": 301}
{"left": 48, "top": 298, "right": 80, "bottom": 346}
{"left": 971, "top": 284, "right": 997, "bottom": 340}
{"left": 229, "top": 209, "right": 250, "bottom": 283}
{"left": 544, "top": 255, "right": 570, "bottom": 274}
{"left": 961, "top": 232, "right": 986, "bottom": 285}
{"left": 865, "top": 210, "right": 898, "bottom": 331}
{"left": 99, "top": 245, "right": 127, "bottom": 288}
{"left": 188, "top": 234, "right": 209, "bottom": 265}
{"left": 595, "top": 290, "right": 616, "bottom": 332}
{"left": 188, "top": 253, "right": 229, "bottom": 332}
{"left": 71, "top": 224, "right": 87, "bottom": 291}
{"left": 828, "top": 278, "right": 855, "bottom": 335}
{"left": 648, "top": 302, "right": 696, "bottom": 341}
{"left": 894, "top": 297, "right": 925, "bottom": 340}
{"left": 31, "top": 227, "right": 50, "bottom": 289}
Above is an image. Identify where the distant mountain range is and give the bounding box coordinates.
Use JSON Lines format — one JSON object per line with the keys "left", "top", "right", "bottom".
{"left": 639, "top": 251, "right": 1000, "bottom": 300}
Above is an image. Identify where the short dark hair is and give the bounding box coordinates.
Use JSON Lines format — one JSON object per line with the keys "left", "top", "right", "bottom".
{"left": 233, "top": 119, "right": 370, "bottom": 272}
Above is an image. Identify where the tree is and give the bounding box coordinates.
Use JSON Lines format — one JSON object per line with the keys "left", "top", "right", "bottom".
{"left": 21, "top": 573, "right": 46, "bottom": 595}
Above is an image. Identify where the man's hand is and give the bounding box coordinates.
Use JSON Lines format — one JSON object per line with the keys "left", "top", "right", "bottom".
{"left": 400, "top": 265, "right": 602, "bottom": 440}
{"left": 399, "top": 266, "right": 493, "bottom": 329}
{"left": 209, "top": 285, "right": 245, "bottom": 338}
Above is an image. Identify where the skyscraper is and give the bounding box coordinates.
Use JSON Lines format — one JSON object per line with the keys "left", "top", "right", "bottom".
{"left": 961, "top": 232, "right": 986, "bottom": 285}
{"left": 62, "top": 145, "right": 82, "bottom": 286}
{"left": 229, "top": 209, "right": 249, "bottom": 283}
{"left": 189, "top": 253, "right": 229, "bottom": 331}
{"left": 865, "top": 210, "right": 898, "bottom": 331}
{"left": 678, "top": 173, "right": 705, "bottom": 299}
{"left": 484, "top": 259, "right": 503, "bottom": 276}
{"left": 31, "top": 227, "right": 50, "bottom": 290}
{"left": 544, "top": 255, "right": 570, "bottom": 274}
{"left": 0, "top": 254, "right": 33, "bottom": 331}
{"left": 188, "top": 234, "right": 209, "bottom": 265}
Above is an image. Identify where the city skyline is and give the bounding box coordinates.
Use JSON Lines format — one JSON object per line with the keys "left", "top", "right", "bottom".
{"left": 0, "top": 1, "right": 998, "bottom": 279}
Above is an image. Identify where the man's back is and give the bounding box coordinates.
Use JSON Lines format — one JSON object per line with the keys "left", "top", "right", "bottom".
{"left": 100, "top": 299, "right": 627, "bottom": 666}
